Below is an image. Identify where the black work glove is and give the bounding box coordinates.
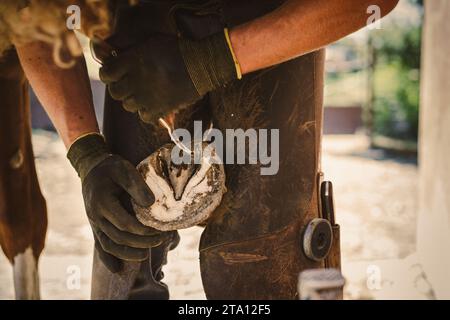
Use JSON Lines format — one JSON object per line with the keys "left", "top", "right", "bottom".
{"left": 99, "top": 29, "right": 241, "bottom": 123}
{"left": 67, "top": 133, "right": 173, "bottom": 273}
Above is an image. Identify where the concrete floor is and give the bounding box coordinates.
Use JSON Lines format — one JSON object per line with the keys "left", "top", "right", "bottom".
{"left": 0, "top": 132, "right": 429, "bottom": 299}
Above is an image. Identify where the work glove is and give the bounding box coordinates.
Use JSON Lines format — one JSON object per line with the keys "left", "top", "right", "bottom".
{"left": 99, "top": 29, "right": 242, "bottom": 123}
{"left": 67, "top": 133, "right": 174, "bottom": 273}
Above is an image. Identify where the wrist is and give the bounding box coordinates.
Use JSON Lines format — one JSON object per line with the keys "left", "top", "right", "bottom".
{"left": 67, "top": 133, "right": 111, "bottom": 181}
{"left": 228, "top": 26, "right": 251, "bottom": 75}
{"left": 178, "top": 28, "right": 241, "bottom": 96}
{"left": 223, "top": 28, "right": 242, "bottom": 80}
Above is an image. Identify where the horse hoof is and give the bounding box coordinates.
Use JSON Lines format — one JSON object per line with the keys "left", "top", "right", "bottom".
{"left": 132, "top": 143, "right": 226, "bottom": 231}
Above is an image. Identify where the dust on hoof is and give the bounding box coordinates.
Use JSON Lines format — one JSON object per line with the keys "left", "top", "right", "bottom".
{"left": 132, "top": 143, "right": 226, "bottom": 231}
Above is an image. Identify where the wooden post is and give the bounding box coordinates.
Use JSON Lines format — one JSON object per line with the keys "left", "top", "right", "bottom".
{"left": 417, "top": 0, "right": 450, "bottom": 299}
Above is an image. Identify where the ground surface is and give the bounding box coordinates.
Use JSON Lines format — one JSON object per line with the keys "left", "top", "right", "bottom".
{"left": 0, "top": 132, "right": 429, "bottom": 300}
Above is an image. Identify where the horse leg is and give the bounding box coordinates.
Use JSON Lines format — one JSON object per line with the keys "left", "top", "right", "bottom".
{"left": 0, "top": 49, "right": 47, "bottom": 300}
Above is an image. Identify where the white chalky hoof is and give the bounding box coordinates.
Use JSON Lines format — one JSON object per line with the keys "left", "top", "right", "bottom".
{"left": 132, "top": 143, "right": 226, "bottom": 231}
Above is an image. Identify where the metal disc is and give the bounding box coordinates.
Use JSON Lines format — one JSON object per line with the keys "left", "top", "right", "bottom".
{"left": 303, "top": 218, "right": 333, "bottom": 262}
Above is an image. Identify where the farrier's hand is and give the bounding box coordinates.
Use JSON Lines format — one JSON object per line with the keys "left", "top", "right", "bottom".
{"left": 99, "top": 30, "right": 241, "bottom": 123}
{"left": 67, "top": 133, "right": 173, "bottom": 272}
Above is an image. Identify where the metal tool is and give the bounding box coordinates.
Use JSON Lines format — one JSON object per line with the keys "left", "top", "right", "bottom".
{"left": 321, "top": 181, "right": 336, "bottom": 225}
{"left": 302, "top": 180, "right": 338, "bottom": 262}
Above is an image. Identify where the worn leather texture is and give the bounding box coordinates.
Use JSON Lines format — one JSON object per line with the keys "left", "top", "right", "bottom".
{"left": 200, "top": 49, "right": 326, "bottom": 300}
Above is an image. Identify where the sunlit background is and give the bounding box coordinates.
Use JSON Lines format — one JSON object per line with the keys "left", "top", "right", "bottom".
{"left": 0, "top": 0, "right": 429, "bottom": 299}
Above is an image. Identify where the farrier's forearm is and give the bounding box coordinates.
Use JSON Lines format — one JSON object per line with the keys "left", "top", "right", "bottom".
{"left": 230, "top": 0, "right": 399, "bottom": 74}
{"left": 16, "top": 39, "right": 98, "bottom": 148}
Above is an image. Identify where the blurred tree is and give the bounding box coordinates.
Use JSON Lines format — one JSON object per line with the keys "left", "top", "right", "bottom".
{"left": 371, "top": 0, "right": 423, "bottom": 141}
